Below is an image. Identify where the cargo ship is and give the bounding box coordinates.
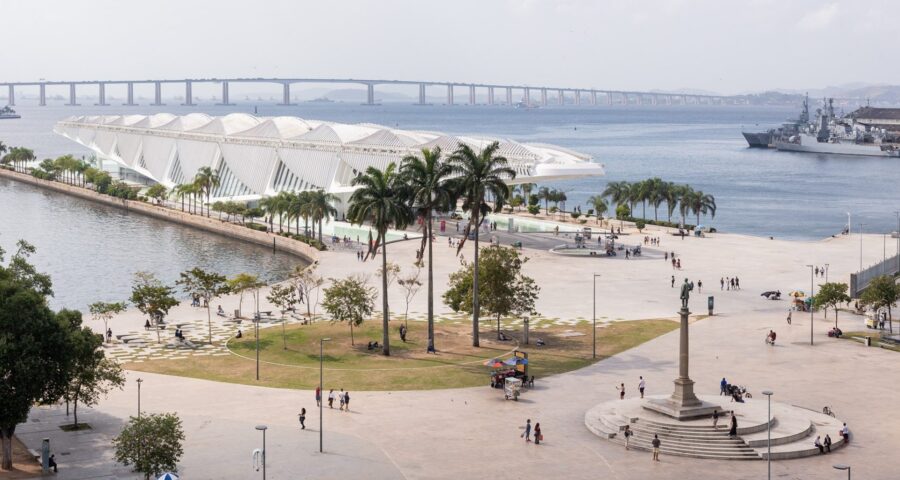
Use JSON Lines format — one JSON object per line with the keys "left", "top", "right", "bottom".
{"left": 0, "top": 106, "right": 20, "bottom": 119}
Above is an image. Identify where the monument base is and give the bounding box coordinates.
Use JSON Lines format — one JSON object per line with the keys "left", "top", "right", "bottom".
{"left": 643, "top": 397, "right": 721, "bottom": 420}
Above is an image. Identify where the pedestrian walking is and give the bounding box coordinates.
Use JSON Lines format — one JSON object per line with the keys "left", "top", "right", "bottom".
{"left": 720, "top": 277, "right": 724, "bottom": 290}
{"left": 617, "top": 383, "right": 625, "bottom": 400}
{"left": 339, "top": 388, "right": 346, "bottom": 410}
{"left": 824, "top": 434, "right": 832, "bottom": 453}
{"left": 328, "top": 389, "right": 335, "bottom": 408}
{"left": 651, "top": 434, "right": 661, "bottom": 461}
{"left": 534, "top": 423, "right": 542, "bottom": 445}
{"left": 344, "top": 391, "right": 350, "bottom": 411}
{"left": 841, "top": 423, "right": 850, "bottom": 443}
{"left": 623, "top": 425, "right": 632, "bottom": 450}
{"left": 671, "top": 275, "right": 675, "bottom": 288}
{"left": 315, "top": 386, "right": 321, "bottom": 407}
{"left": 521, "top": 419, "right": 532, "bottom": 442}
{"left": 786, "top": 311, "right": 792, "bottom": 325}
{"left": 720, "top": 377, "right": 728, "bottom": 395}
{"left": 729, "top": 411, "right": 738, "bottom": 438}
{"left": 735, "top": 277, "right": 740, "bottom": 290}
{"left": 712, "top": 409, "right": 719, "bottom": 429}
{"left": 697, "top": 280, "right": 702, "bottom": 293}
{"left": 298, "top": 408, "right": 306, "bottom": 429}
{"left": 665, "top": 252, "right": 669, "bottom": 261}
{"left": 638, "top": 376, "right": 646, "bottom": 398}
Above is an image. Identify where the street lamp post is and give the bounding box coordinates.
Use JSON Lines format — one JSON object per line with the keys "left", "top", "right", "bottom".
{"left": 833, "top": 464, "right": 850, "bottom": 480}
{"left": 136, "top": 378, "right": 143, "bottom": 418}
{"left": 824, "top": 263, "right": 830, "bottom": 284}
{"left": 858, "top": 223, "right": 866, "bottom": 272}
{"left": 255, "top": 425, "right": 267, "bottom": 480}
{"left": 762, "top": 390, "right": 773, "bottom": 480}
{"left": 319, "top": 337, "right": 332, "bottom": 453}
{"left": 592, "top": 273, "right": 601, "bottom": 359}
{"left": 806, "top": 265, "right": 814, "bottom": 345}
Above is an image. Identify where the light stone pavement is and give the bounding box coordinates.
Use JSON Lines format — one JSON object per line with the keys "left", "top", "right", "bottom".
{"left": 21, "top": 226, "right": 900, "bottom": 479}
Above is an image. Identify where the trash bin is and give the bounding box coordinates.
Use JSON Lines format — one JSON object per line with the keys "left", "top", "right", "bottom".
{"left": 864, "top": 336, "right": 871, "bottom": 347}
{"left": 707, "top": 296, "right": 714, "bottom": 316}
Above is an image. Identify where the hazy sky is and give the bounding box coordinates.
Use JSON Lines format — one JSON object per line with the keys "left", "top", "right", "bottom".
{"left": 2, "top": 0, "right": 897, "bottom": 94}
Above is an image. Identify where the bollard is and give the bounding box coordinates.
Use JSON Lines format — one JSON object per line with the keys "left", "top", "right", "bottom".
{"left": 707, "top": 296, "right": 714, "bottom": 316}
{"left": 865, "top": 336, "right": 871, "bottom": 347}
{"left": 41, "top": 438, "right": 50, "bottom": 473}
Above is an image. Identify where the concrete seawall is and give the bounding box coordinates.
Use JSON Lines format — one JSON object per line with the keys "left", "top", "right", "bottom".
{"left": 0, "top": 168, "right": 318, "bottom": 264}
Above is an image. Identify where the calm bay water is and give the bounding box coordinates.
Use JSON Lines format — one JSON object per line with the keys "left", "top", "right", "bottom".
{"left": 2, "top": 101, "right": 899, "bottom": 308}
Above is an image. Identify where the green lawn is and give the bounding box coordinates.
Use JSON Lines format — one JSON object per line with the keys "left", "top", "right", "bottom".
{"left": 127, "top": 317, "right": 678, "bottom": 390}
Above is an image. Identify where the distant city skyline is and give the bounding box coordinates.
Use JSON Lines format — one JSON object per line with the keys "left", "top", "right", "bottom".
{"left": 1, "top": 0, "right": 898, "bottom": 95}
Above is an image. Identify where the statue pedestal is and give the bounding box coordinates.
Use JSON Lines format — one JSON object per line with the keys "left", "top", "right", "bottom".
{"left": 643, "top": 306, "right": 720, "bottom": 420}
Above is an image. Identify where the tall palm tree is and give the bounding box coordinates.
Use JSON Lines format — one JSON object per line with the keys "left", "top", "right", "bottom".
{"left": 448, "top": 141, "right": 516, "bottom": 348}
{"left": 347, "top": 164, "right": 414, "bottom": 356}
{"left": 664, "top": 182, "right": 682, "bottom": 223}
{"left": 520, "top": 183, "right": 535, "bottom": 207}
{"left": 601, "top": 181, "right": 630, "bottom": 213}
{"left": 307, "top": 189, "right": 340, "bottom": 244}
{"left": 259, "top": 196, "right": 279, "bottom": 232}
{"left": 683, "top": 189, "right": 717, "bottom": 226}
{"left": 171, "top": 184, "right": 188, "bottom": 212}
{"left": 0, "top": 141, "right": 7, "bottom": 159}
{"left": 538, "top": 186, "right": 551, "bottom": 211}
{"left": 400, "top": 147, "right": 455, "bottom": 351}
{"left": 587, "top": 195, "right": 608, "bottom": 224}
{"left": 194, "top": 166, "right": 220, "bottom": 217}
{"left": 645, "top": 177, "right": 664, "bottom": 221}
{"left": 288, "top": 190, "right": 314, "bottom": 236}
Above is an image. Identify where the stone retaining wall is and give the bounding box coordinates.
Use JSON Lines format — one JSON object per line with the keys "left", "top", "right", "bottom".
{"left": 0, "top": 167, "right": 318, "bottom": 264}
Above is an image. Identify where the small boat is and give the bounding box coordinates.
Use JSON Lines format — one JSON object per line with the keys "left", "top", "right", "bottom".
{"left": 0, "top": 106, "right": 20, "bottom": 119}
{"left": 308, "top": 96, "right": 335, "bottom": 103}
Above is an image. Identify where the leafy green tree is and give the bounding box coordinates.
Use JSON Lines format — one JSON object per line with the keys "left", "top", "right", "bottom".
{"left": 267, "top": 283, "right": 297, "bottom": 349}
{"left": 290, "top": 264, "right": 324, "bottom": 320}
{"left": 443, "top": 246, "right": 539, "bottom": 341}
{"left": 62, "top": 320, "right": 124, "bottom": 429}
{"left": 615, "top": 203, "right": 631, "bottom": 219}
{"left": 145, "top": 184, "right": 168, "bottom": 205}
{"left": 527, "top": 205, "right": 540, "bottom": 216}
{"left": 177, "top": 268, "right": 230, "bottom": 344}
{"left": 448, "top": 142, "right": 516, "bottom": 347}
{"left": 348, "top": 163, "right": 415, "bottom": 356}
{"left": 322, "top": 276, "right": 376, "bottom": 346}
{"left": 400, "top": 147, "right": 457, "bottom": 350}
{"left": 89, "top": 301, "right": 127, "bottom": 342}
{"left": 813, "top": 282, "right": 851, "bottom": 327}
{"left": 860, "top": 275, "right": 899, "bottom": 334}
{"left": 227, "top": 273, "right": 264, "bottom": 319}
{"left": 635, "top": 219, "right": 646, "bottom": 232}
{"left": 130, "top": 272, "right": 179, "bottom": 343}
{"left": 397, "top": 266, "right": 423, "bottom": 329}
{"left": 113, "top": 412, "right": 185, "bottom": 480}
{"left": 0, "top": 243, "right": 73, "bottom": 470}
{"left": 588, "top": 195, "right": 608, "bottom": 223}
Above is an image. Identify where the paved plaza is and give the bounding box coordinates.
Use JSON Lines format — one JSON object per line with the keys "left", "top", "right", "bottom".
{"left": 21, "top": 225, "right": 900, "bottom": 479}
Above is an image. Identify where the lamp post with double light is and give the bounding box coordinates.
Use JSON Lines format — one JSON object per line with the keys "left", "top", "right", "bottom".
{"left": 320, "top": 337, "right": 332, "bottom": 453}
{"left": 592, "top": 273, "right": 601, "bottom": 359}
{"left": 833, "top": 464, "right": 850, "bottom": 480}
{"left": 255, "top": 425, "right": 267, "bottom": 480}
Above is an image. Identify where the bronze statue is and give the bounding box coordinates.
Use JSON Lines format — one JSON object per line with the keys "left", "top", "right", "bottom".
{"left": 680, "top": 278, "right": 694, "bottom": 309}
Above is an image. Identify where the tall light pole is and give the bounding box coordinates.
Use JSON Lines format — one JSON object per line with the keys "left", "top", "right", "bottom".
{"left": 833, "top": 464, "right": 850, "bottom": 480}
{"left": 319, "top": 337, "right": 332, "bottom": 453}
{"left": 255, "top": 425, "right": 267, "bottom": 480}
{"left": 136, "top": 378, "right": 143, "bottom": 418}
{"left": 592, "top": 273, "right": 601, "bottom": 359}
{"left": 806, "top": 265, "right": 814, "bottom": 345}
{"left": 762, "top": 390, "right": 773, "bottom": 480}
{"left": 254, "top": 284, "right": 264, "bottom": 381}
{"left": 824, "top": 263, "right": 830, "bottom": 283}
{"left": 895, "top": 211, "right": 900, "bottom": 273}
{"left": 858, "top": 223, "right": 866, "bottom": 272}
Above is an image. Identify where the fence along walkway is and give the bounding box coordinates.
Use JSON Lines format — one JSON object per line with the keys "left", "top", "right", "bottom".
{"left": 850, "top": 253, "right": 900, "bottom": 298}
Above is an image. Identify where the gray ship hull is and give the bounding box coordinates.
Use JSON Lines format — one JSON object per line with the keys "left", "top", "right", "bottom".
{"left": 775, "top": 134, "right": 900, "bottom": 158}
{"left": 742, "top": 131, "right": 773, "bottom": 148}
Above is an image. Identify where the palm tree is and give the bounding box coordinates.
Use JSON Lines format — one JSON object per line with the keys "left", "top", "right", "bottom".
{"left": 171, "top": 184, "right": 188, "bottom": 212}
{"left": 0, "top": 141, "right": 7, "bottom": 159}
{"left": 347, "top": 164, "right": 414, "bottom": 356}
{"left": 601, "top": 181, "right": 630, "bottom": 213}
{"left": 683, "top": 189, "right": 717, "bottom": 226}
{"left": 448, "top": 141, "right": 516, "bottom": 348}
{"left": 664, "top": 182, "right": 682, "bottom": 223}
{"left": 288, "top": 190, "right": 313, "bottom": 236}
{"left": 307, "top": 189, "right": 340, "bottom": 244}
{"left": 400, "top": 147, "right": 455, "bottom": 351}
{"left": 520, "top": 183, "right": 535, "bottom": 207}
{"left": 645, "top": 177, "right": 664, "bottom": 221}
{"left": 588, "top": 195, "right": 608, "bottom": 224}
{"left": 194, "top": 166, "right": 220, "bottom": 217}
{"left": 538, "top": 186, "right": 551, "bottom": 211}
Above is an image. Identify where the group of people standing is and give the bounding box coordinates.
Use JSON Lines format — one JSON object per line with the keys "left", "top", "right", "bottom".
{"left": 521, "top": 418, "right": 543, "bottom": 445}
{"left": 315, "top": 386, "right": 352, "bottom": 412}
{"left": 720, "top": 276, "right": 741, "bottom": 290}
{"left": 643, "top": 236, "right": 662, "bottom": 247}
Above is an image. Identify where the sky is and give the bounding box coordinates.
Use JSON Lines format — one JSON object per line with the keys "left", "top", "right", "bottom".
{"left": 1, "top": 0, "right": 898, "bottom": 95}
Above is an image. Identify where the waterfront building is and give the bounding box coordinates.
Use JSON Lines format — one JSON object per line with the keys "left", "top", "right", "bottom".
{"left": 55, "top": 113, "right": 603, "bottom": 206}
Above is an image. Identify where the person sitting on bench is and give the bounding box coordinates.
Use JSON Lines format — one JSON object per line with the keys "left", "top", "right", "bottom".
{"left": 235, "top": 329, "right": 243, "bottom": 338}
{"left": 217, "top": 305, "right": 226, "bottom": 317}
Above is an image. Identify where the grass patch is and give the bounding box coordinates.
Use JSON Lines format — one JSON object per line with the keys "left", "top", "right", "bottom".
{"left": 841, "top": 331, "right": 900, "bottom": 352}
{"left": 126, "top": 317, "right": 678, "bottom": 390}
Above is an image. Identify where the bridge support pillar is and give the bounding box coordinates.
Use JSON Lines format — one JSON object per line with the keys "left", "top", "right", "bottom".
{"left": 606, "top": 92, "right": 613, "bottom": 105}
{"left": 364, "top": 83, "right": 377, "bottom": 105}
{"left": 124, "top": 82, "right": 137, "bottom": 106}
{"left": 505, "top": 87, "right": 512, "bottom": 105}
{"left": 182, "top": 80, "right": 195, "bottom": 106}
{"left": 152, "top": 81, "right": 165, "bottom": 106}
{"left": 417, "top": 84, "right": 427, "bottom": 105}
{"left": 447, "top": 85, "right": 454, "bottom": 105}
{"left": 66, "top": 83, "right": 79, "bottom": 106}
{"left": 95, "top": 83, "right": 109, "bottom": 106}
{"left": 216, "top": 81, "right": 235, "bottom": 106}
{"left": 524, "top": 87, "right": 531, "bottom": 106}
{"left": 279, "top": 83, "right": 296, "bottom": 106}
{"left": 558, "top": 89, "right": 564, "bottom": 105}
{"left": 487, "top": 87, "right": 494, "bottom": 105}
{"left": 468, "top": 85, "right": 476, "bottom": 105}
{"left": 39, "top": 84, "right": 46, "bottom": 106}
{"left": 6, "top": 85, "right": 13, "bottom": 106}
{"left": 575, "top": 90, "right": 581, "bottom": 106}
{"left": 590, "top": 91, "right": 597, "bottom": 106}
{"left": 540, "top": 88, "right": 547, "bottom": 107}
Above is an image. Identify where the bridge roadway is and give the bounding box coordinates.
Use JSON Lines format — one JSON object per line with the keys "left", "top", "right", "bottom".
{"left": 1, "top": 76, "right": 740, "bottom": 107}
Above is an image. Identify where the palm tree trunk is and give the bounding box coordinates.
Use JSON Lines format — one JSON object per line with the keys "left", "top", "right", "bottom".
{"left": 381, "top": 231, "right": 391, "bottom": 356}
{"left": 318, "top": 218, "right": 323, "bottom": 245}
{"left": 427, "top": 212, "right": 435, "bottom": 350}
{"left": 472, "top": 209, "right": 481, "bottom": 347}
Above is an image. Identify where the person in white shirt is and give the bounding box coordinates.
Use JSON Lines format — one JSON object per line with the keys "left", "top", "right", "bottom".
{"left": 638, "top": 376, "right": 646, "bottom": 398}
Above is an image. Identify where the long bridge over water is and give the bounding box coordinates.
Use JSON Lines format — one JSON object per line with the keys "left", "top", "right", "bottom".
{"left": 1, "top": 77, "right": 743, "bottom": 107}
